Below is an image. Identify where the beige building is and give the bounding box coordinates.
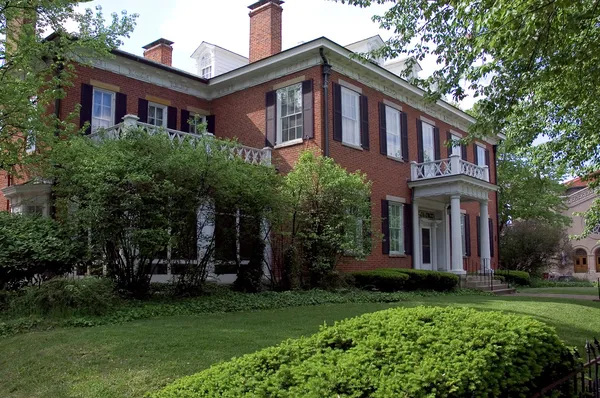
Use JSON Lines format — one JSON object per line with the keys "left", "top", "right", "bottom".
{"left": 563, "top": 177, "right": 600, "bottom": 280}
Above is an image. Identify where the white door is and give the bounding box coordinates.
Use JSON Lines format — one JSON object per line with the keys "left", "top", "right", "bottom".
{"left": 421, "top": 226, "right": 433, "bottom": 270}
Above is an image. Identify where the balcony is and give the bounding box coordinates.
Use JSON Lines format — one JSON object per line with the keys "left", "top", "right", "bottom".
{"left": 410, "top": 155, "right": 489, "bottom": 182}
{"left": 89, "top": 114, "right": 272, "bottom": 166}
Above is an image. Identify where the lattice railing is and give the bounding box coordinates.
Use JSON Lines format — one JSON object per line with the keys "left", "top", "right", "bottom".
{"left": 410, "top": 155, "right": 489, "bottom": 182}
{"left": 460, "top": 159, "right": 488, "bottom": 181}
{"left": 412, "top": 159, "right": 452, "bottom": 179}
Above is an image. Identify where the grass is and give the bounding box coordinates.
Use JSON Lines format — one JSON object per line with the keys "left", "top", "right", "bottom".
{"left": 519, "top": 286, "right": 600, "bottom": 296}
{"left": 1, "top": 295, "right": 600, "bottom": 397}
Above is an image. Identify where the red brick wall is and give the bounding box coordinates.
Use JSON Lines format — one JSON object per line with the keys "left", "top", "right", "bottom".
{"left": 249, "top": 2, "right": 283, "bottom": 63}
{"left": 142, "top": 44, "right": 173, "bottom": 66}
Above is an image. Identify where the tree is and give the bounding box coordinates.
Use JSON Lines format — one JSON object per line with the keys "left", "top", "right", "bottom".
{"left": 332, "top": 0, "right": 600, "bottom": 233}
{"left": 1, "top": 1, "right": 136, "bottom": 171}
{"left": 281, "top": 151, "right": 372, "bottom": 287}
{"left": 497, "top": 145, "right": 570, "bottom": 233}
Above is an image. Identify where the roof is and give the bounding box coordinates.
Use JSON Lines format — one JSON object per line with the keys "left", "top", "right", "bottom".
{"left": 190, "top": 41, "right": 249, "bottom": 61}
{"left": 345, "top": 35, "right": 384, "bottom": 49}
{"left": 248, "top": 0, "right": 284, "bottom": 10}
{"left": 142, "top": 38, "right": 174, "bottom": 50}
{"left": 565, "top": 177, "right": 588, "bottom": 188}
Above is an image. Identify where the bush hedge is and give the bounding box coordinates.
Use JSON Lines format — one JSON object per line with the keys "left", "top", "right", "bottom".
{"left": 152, "top": 306, "right": 572, "bottom": 398}
{"left": 529, "top": 277, "right": 595, "bottom": 288}
{"left": 352, "top": 268, "right": 459, "bottom": 292}
{"left": 495, "top": 270, "right": 531, "bottom": 286}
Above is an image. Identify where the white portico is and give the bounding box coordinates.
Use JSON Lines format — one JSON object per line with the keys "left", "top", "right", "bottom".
{"left": 408, "top": 154, "right": 498, "bottom": 274}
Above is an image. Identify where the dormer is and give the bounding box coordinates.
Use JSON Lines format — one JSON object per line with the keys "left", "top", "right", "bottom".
{"left": 345, "top": 35, "right": 385, "bottom": 66}
{"left": 384, "top": 57, "right": 423, "bottom": 80}
{"left": 191, "top": 42, "right": 249, "bottom": 79}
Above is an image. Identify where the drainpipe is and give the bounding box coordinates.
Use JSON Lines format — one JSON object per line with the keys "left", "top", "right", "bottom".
{"left": 320, "top": 48, "right": 332, "bottom": 157}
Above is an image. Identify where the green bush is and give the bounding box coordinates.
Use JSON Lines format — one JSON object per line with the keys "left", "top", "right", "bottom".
{"left": 395, "top": 268, "right": 459, "bottom": 291}
{"left": 0, "top": 213, "right": 86, "bottom": 290}
{"left": 152, "top": 306, "right": 572, "bottom": 398}
{"left": 352, "top": 269, "right": 410, "bottom": 291}
{"left": 529, "top": 277, "right": 594, "bottom": 288}
{"left": 495, "top": 270, "right": 531, "bottom": 286}
{"left": 9, "top": 277, "right": 118, "bottom": 317}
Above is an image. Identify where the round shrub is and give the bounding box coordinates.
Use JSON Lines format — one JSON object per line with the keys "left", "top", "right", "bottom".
{"left": 495, "top": 270, "right": 531, "bottom": 286}
{"left": 9, "top": 277, "right": 118, "bottom": 317}
{"left": 152, "top": 307, "right": 572, "bottom": 398}
{"left": 352, "top": 269, "right": 409, "bottom": 291}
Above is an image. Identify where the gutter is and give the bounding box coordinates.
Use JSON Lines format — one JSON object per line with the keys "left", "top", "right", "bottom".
{"left": 320, "top": 48, "right": 332, "bottom": 157}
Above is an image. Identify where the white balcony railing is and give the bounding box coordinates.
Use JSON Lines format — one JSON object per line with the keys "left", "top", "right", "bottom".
{"left": 89, "top": 114, "right": 272, "bottom": 166}
{"left": 410, "top": 154, "right": 489, "bottom": 182}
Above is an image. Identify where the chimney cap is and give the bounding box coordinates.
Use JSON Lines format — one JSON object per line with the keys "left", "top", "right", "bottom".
{"left": 248, "top": 0, "right": 284, "bottom": 10}
{"left": 142, "top": 38, "right": 174, "bottom": 50}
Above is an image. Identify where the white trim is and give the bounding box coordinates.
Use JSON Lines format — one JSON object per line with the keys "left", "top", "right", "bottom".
{"left": 338, "top": 78, "right": 363, "bottom": 94}
{"left": 273, "top": 75, "right": 305, "bottom": 91}
{"left": 449, "top": 129, "right": 463, "bottom": 137}
{"left": 383, "top": 99, "right": 402, "bottom": 111}
{"left": 342, "top": 142, "right": 363, "bottom": 151}
{"left": 386, "top": 195, "right": 406, "bottom": 203}
{"left": 387, "top": 156, "right": 405, "bottom": 163}
{"left": 274, "top": 137, "right": 303, "bottom": 149}
{"left": 148, "top": 102, "right": 168, "bottom": 128}
{"left": 420, "top": 116, "right": 436, "bottom": 126}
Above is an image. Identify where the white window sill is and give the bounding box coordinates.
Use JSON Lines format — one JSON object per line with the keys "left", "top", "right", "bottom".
{"left": 274, "top": 138, "right": 303, "bottom": 149}
{"left": 389, "top": 253, "right": 406, "bottom": 258}
{"left": 342, "top": 141, "right": 363, "bottom": 151}
{"left": 387, "top": 156, "right": 405, "bottom": 163}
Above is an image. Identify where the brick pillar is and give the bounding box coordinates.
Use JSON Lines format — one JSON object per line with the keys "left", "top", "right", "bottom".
{"left": 142, "top": 38, "right": 174, "bottom": 66}
{"left": 248, "top": 0, "right": 284, "bottom": 63}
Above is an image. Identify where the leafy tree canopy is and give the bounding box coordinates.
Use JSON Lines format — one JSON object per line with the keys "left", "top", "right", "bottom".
{"left": 0, "top": 0, "right": 137, "bottom": 171}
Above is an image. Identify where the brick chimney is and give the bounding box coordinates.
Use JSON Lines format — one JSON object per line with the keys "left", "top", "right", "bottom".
{"left": 248, "top": 0, "right": 284, "bottom": 63}
{"left": 142, "top": 38, "right": 174, "bottom": 66}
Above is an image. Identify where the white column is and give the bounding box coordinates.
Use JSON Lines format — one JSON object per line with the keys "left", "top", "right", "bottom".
{"left": 450, "top": 195, "right": 465, "bottom": 274}
{"left": 431, "top": 223, "right": 438, "bottom": 271}
{"left": 450, "top": 154, "right": 461, "bottom": 176}
{"left": 444, "top": 207, "right": 451, "bottom": 272}
{"left": 412, "top": 201, "right": 421, "bottom": 269}
{"left": 479, "top": 200, "right": 491, "bottom": 272}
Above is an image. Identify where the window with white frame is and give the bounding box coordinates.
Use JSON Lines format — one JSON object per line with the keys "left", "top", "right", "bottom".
{"left": 460, "top": 214, "right": 467, "bottom": 256}
{"left": 188, "top": 113, "right": 207, "bottom": 135}
{"left": 389, "top": 202, "right": 404, "bottom": 254}
{"left": 91, "top": 88, "right": 115, "bottom": 132}
{"left": 386, "top": 106, "right": 402, "bottom": 159}
{"left": 341, "top": 86, "right": 361, "bottom": 146}
{"left": 476, "top": 144, "right": 486, "bottom": 166}
{"left": 25, "top": 205, "right": 44, "bottom": 217}
{"left": 451, "top": 133, "right": 461, "bottom": 157}
{"left": 148, "top": 103, "right": 167, "bottom": 127}
{"left": 200, "top": 54, "right": 212, "bottom": 79}
{"left": 276, "top": 83, "right": 303, "bottom": 144}
{"left": 26, "top": 133, "right": 36, "bottom": 153}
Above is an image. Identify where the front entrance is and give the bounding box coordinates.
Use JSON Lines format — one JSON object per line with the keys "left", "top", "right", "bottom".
{"left": 421, "top": 226, "right": 432, "bottom": 270}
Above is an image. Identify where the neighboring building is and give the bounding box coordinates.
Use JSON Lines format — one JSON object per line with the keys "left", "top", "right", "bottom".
{"left": 562, "top": 177, "right": 600, "bottom": 280}
{"left": 1, "top": 0, "right": 503, "bottom": 282}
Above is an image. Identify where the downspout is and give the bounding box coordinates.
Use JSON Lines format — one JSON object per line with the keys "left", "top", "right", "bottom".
{"left": 320, "top": 48, "right": 331, "bottom": 157}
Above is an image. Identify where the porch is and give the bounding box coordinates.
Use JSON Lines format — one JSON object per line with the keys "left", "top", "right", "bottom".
{"left": 408, "top": 154, "right": 498, "bottom": 275}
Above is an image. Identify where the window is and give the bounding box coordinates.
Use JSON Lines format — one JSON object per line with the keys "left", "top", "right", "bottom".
{"left": 276, "top": 83, "right": 303, "bottom": 144}
{"left": 341, "top": 86, "right": 360, "bottom": 146}
{"left": 188, "top": 113, "right": 207, "bottom": 135}
{"left": 200, "top": 54, "right": 212, "bottom": 79}
{"left": 26, "top": 133, "right": 35, "bottom": 153}
{"left": 574, "top": 249, "right": 588, "bottom": 273}
{"left": 148, "top": 103, "right": 167, "bottom": 127}
{"left": 460, "top": 214, "right": 467, "bottom": 256}
{"left": 450, "top": 134, "right": 461, "bottom": 157}
{"left": 25, "top": 205, "right": 44, "bottom": 216}
{"left": 421, "top": 122, "right": 435, "bottom": 162}
{"left": 476, "top": 145, "right": 486, "bottom": 166}
{"left": 389, "top": 202, "right": 404, "bottom": 254}
{"left": 385, "top": 106, "right": 402, "bottom": 159}
{"left": 91, "top": 88, "right": 115, "bottom": 132}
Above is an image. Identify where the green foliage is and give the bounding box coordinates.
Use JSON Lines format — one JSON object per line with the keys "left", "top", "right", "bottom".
{"left": 495, "top": 270, "right": 531, "bottom": 286}
{"left": 0, "top": 1, "right": 137, "bottom": 172}
{"left": 0, "top": 212, "right": 85, "bottom": 290}
{"left": 352, "top": 269, "right": 409, "bottom": 291}
{"left": 233, "top": 239, "right": 265, "bottom": 293}
{"left": 152, "top": 306, "right": 572, "bottom": 398}
{"left": 0, "top": 288, "right": 489, "bottom": 337}
{"left": 282, "top": 151, "right": 373, "bottom": 287}
{"left": 8, "top": 277, "right": 117, "bottom": 317}
{"left": 529, "top": 278, "right": 594, "bottom": 288}
{"left": 500, "top": 220, "right": 572, "bottom": 275}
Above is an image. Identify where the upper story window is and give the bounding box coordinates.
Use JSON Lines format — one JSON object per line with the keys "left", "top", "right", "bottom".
{"left": 389, "top": 202, "right": 404, "bottom": 254}
{"left": 92, "top": 88, "right": 115, "bottom": 132}
{"left": 476, "top": 144, "right": 486, "bottom": 167}
{"left": 421, "top": 121, "right": 435, "bottom": 163}
{"left": 341, "top": 86, "right": 361, "bottom": 146}
{"left": 189, "top": 113, "right": 207, "bottom": 135}
{"left": 200, "top": 54, "right": 212, "bottom": 79}
{"left": 276, "top": 83, "right": 303, "bottom": 144}
{"left": 451, "top": 134, "right": 462, "bottom": 157}
{"left": 148, "top": 103, "right": 167, "bottom": 128}
{"left": 385, "top": 106, "right": 402, "bottom": 159}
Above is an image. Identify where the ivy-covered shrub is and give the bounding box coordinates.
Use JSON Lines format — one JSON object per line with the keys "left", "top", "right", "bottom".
{"left": 152, "top": 306, "right": 572, "bottom": 398}
{"left": 495, "top": 270, "right": 531, "bottom": 286}
{"left": 8, "top": 277, "right": 118, "bottom": 317}
{"left": 352, "top": 269, "right": 410, "bottom": 291}
{"left": 0, "top": 213, "right": 85, "bottom": 290}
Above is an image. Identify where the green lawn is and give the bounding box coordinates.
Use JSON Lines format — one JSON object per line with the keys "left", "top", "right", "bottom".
{"left": 1, "top": 295, "right": 600, "bottom": 398}
{"left": 519, "top": 286, "right": 600, "bottom": 296}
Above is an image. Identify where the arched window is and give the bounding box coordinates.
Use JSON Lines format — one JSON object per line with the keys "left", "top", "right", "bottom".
{"left": 574, "top": 248, "right": 588, "bottom": 273}
{"left": 595, "top": 248, "right": 600, "bottom": 272}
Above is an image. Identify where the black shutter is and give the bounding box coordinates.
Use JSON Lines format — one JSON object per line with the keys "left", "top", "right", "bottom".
{"left": 465, "top": 214, "right": 471, "bottom": 257}
{"left": 265, "top": 90, "right": 276, "bottom": 147}
{"left": 207, "top": 115, "right": 215, "bottom": 135}
{"left": 474, "top": 145, "right": 479, "bottom": 165}
{"left": 333, "top": 83, "right": 342, "bottom": 142}
{"left": 181, "top": 109, "right": 190, "bottom": 133}
{"left": 485, "top": 148, "right": 490, "bottom": 166}
{"left": 360, "top": 95, "right": 369, "bottom": 150}
{"left": 167, "top": 106, "right": 177, "bottom": 130}
{"left": 79, "top": 83, "right": 93, "bottom": 134}
{"left": 115, "top": 92, "right": 127, "bottom": 124}
{"left": 446, "top": 131, "right": 452, "bottom": 158}
{"left": 138, "top": 99, "right": 148, "bottom": 123}
{"left": 476, "top": 215, "right": 481, "bottom": 257}
{"left": 433, "top": 126, "right": 441, "bottom": 160}
{"left": 461, "top": 144, "right": 468, "bottom": 160}
{"left": 417, "top": 119, "right": 424, "bottom": 163}
{"left": 401, "top": 112, "right": 409, "bottom": 161}
{"left": 404, "top": 203, "right": 412, "bottom": 256}
{"left": 489, "top": 218, "right": 494, "bottom": 257}
{"left": 379, "top": 103, "right": 387, "bottom": 155}
{"left": 381, "top": 200, "right": 389, "bottom": 255}
{"left": 302, "top": 80, "right": 314, "bottom": 139}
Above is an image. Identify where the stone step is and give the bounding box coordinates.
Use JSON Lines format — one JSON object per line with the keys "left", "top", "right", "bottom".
{"left": 467, "top": 284, "right": 510, "bottom": 291}
{"left": 465, "top": 281, "right": 505, "bottom": 288}
{"left": 491, "top": 288, "right": 517, "bottom": 296}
